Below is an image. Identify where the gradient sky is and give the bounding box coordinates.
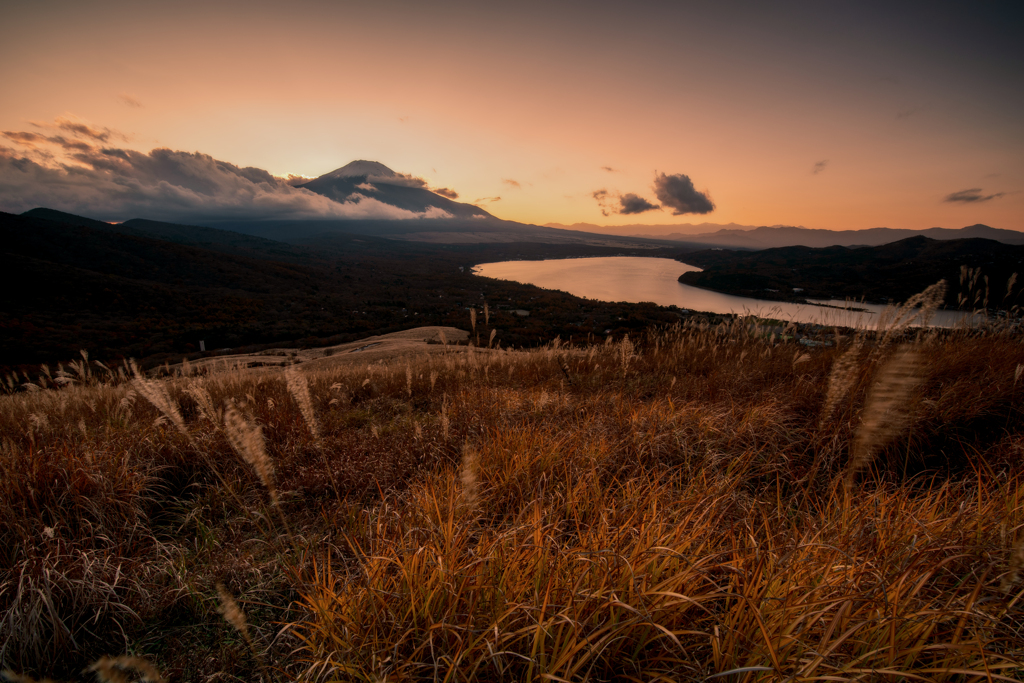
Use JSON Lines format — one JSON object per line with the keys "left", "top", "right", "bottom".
{"left": 1, "top": 0, "right": 1021, "bottom": 230}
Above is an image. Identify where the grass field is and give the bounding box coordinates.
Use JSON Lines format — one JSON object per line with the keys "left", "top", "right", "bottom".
{"left": 3, "top": 303, "right": 1024, "bottom": 681}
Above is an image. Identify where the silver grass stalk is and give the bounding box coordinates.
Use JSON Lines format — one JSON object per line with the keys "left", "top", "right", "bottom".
{"left": 846, "top": 345, "right": 924, "bottom": 492}
{"left": 820, "top": 340, "right": 864, "bottom": 425}
{"left": 460, "top": 443, "right": 480, "bottom": 511}
{"left": 285, "top": 365, "right": 320, "bottom": 439}
{"left": 216, "top": 582, "right": 253, "bottom": 648}
{"left": 183, "top": 381, "right": 219, "bottom": 424}
{"left": 223, "top": 402, "right": 278, "bottom": 505}
{"left": 86, "top": 656, "right": 165, "bottom": 683}
{"left": 1001, "top": 538, "right": 1024, "bottom": 594}
{"left": 877, "top": 280, "right": 946, "bottom": 349}
{"left": 130, "top": 361, "right": 188, "bottom": 438}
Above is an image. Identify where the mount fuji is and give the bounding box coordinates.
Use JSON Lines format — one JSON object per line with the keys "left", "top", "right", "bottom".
{"left": 298, "top": 160, "right": 493, "bottom": 220}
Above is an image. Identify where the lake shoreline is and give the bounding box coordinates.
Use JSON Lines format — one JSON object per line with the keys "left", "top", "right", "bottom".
{"left": 474, "top": 256, "right": 979, "bottom": 329}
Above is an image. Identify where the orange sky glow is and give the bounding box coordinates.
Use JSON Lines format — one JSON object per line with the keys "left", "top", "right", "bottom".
{"left": 1, "top": 0, "right": 1021, "bottom": 231}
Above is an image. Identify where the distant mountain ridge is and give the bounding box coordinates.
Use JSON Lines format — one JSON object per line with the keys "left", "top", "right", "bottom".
{"left": 549, "top": 222, "right": 1024, "bottom": 248}
{"left": 678, "top": 235, "right": 1024, "bottom": 307}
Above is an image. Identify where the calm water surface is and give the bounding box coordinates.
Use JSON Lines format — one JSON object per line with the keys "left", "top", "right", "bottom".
{"left": 473, "top": 257, "right": 975, "bottom": 329}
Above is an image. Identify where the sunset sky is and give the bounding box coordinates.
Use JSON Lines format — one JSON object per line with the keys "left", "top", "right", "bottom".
{"left": 1, "top": 0, "right": 1021, "bottom": 231}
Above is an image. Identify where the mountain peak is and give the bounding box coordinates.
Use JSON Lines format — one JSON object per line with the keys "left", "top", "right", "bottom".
{"left": 318, "top": 160, "right": 396, "bottom": 181}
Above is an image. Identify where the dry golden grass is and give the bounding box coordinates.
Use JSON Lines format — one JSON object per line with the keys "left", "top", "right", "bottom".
{"left": 1, "top": 314, "right": 1023, "bottom": 680}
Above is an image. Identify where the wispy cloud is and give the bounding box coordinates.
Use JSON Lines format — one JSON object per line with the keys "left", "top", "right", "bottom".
{"left": 2, "top": 131, "right": 48, "bottom": 146}
{"left": 474, "top": 196, "right": 501, "bottom": 204}
{"left": 812, "top": 160, "right": 829, "bottom": 175}
{"left": 119, "top": 94, "right": 143, "bottom": 108}
{"left": 600, "top": 166, "right": 618, "bottom": 173}
{"left": 29, "top": 115, "right": 127, "bottom": 144}
{"left": 502, "top": 178, "right": 522, "bottom": 189}
{"left": 4, "top": 130, "right": 98, "bottom": 154}
{"left": 652, "top": 172, "right": 715, "bottom": 215}
{"left": 943, "top": 188, "right": 1007, "bottom": 203}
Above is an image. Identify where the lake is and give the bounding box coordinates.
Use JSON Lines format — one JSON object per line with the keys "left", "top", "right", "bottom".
{"left": 473, "top": 256, "right": 976, "bottom": 329}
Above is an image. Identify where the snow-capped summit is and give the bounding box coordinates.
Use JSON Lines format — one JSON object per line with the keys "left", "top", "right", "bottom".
{"left": 318, "top": 160, "right": 397, "bottom": 181}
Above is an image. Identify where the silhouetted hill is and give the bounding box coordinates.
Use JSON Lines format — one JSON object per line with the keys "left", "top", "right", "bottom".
{"left": 22, "top": 207, "right": 122, "bottom": 230}
{"left": 21, "top": 208, "right": 322, "bottom": 263}
{"left": 678, "top": 236, "right": 1024, "bottom": 307}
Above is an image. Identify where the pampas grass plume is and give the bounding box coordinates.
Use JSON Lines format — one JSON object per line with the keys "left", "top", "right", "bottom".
{"left": 216, "top": 582, "right": 253, "bottom": 648}
{"left": 223, "top": 402, "right": 278, "bottom": 505}
{"left": 130, "top": 361, "right": 188, "bottom": 438}
{"left": 846, "top": 345, "right": 923, "bottom": 491}
{"left": 460, "top": 443, "right": 480, "bottom": 510}
{"left": 86, "top": 656, "right": 164, "bottom": 683}
{"left": 821, "top": 340, "right": 863, "bottom": 424}
{"left": 285, "top": 366, "right": 320, "bottom": 439}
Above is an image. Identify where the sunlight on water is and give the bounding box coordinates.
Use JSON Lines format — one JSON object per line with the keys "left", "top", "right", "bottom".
{"left": 473, "top": 256, "right": 976, "bottom": 329}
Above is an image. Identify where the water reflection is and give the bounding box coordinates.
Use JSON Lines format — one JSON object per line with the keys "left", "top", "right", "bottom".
{"left": 473, "top": 256, "right": 977, "bottom": 329}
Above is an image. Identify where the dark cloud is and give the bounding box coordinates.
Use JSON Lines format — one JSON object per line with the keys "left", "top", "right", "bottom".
{"left": 48, "top": 136, "right": 96, "bottom": 153}
{"left": 943, "top": 188, "right": 1007, "bottom": 203}
{"left": 590, "top": 188, "right": 660, "bottom": 216}
{"left": 474, "top": 196, "right": 501, "bottom": 204}
{"left": 0, "top": 144, "right": 435, "bottom": 222}
{"left": 812, "top": 160, "right": 829, "bottom": 175}
{"left": 618, "top": 193, "right": 660, "bottom": 215}
{"left": 652, "top": 172, "right": 715, "bottom": 215}
{"left": 601, "top": 166, "right": 618, "bottom": 172}
{"left": 502, "top": 178, "right": 522, "bottom": 189}
{"left": 119, "top": 94, "right": 143, "bottom": 108}
{"left": 432, "top": 187, "right": 459, "bottom": 199}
